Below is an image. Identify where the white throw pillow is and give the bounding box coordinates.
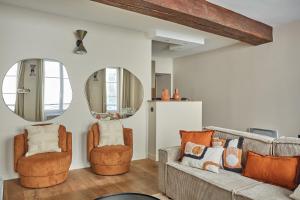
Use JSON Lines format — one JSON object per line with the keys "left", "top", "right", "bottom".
{"left": 98, "top": 120, "right": 124, "bottom": 146}
{"left": 290, "top": 185, "right": 300, "bottom": 200}
{"left": 181, "top": 142, "right": 224, "bottom": 173}
{"left": 26, "top": 124, "right": 61, "bottom": 157}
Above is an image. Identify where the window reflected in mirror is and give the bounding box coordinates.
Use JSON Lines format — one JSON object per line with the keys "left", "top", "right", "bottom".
{"left": 85, "top": 67, "right": 143, "bottom": 120}
{"left": 2, "top": 59, "right": 72, "bottom": 122}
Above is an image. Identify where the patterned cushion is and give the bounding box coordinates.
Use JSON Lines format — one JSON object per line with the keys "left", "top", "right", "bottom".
{"left": 179, "top": 130, "right": 214, "bottom": 160}
{"left": 213, "top": 137, "right": 244, "bottom": 173}
{"left": 181, "top": 142, "right": 224, "bottom": 173}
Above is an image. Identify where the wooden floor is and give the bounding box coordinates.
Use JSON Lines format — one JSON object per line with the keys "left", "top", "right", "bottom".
{"left": 4, "top": 159, "right": 159, "bottom": 200}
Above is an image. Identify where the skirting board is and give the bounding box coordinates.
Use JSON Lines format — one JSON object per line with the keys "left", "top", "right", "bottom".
{"left": 148, "top": 153, "right": 157, "bottom": 161}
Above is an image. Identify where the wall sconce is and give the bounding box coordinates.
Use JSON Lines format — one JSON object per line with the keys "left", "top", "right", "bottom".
{"left": 30, "top": 64, "right": 36, "bottom": 76}
{"left": 74, "top": 30, "right": 87, "bottom": 55}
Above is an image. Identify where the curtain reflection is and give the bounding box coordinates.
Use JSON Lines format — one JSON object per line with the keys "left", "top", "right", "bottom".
{"left": 2, "top": 59, "right": 72, "bottom": 122}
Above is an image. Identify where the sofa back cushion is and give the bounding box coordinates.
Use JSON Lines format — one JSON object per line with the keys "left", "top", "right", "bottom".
{"left": 273, "top": 137, "right": 300, "bottom": 157}
{"left": 206, "top": 126, "right": 274, "bottom": 166}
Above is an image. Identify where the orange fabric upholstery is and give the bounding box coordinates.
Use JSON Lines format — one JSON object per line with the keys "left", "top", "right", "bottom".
{"left": 17, "top": 152, "right": 71, "bottom": 177}
{"left": 14, "top": 125, "right": 72, "bottom": 188}
{"left": 243, "top": 151, "right": 299, "bottom": 190}
{"left": 90, "top": 145, "right": 132, "bottom": 165}
{"left": 179, "top": 130, "right": 214, "bottom": 160}
{"left": 87, "top": 123, "right": 133, "bottom": 175}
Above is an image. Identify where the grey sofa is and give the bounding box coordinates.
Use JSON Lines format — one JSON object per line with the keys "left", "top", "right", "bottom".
{"left": 159, "top": 126, "right": 300, "bottom": 200}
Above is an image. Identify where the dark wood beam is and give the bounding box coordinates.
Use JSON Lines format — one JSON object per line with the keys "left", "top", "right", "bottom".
{"left": 91, "top": 0, "right": 273, "bottom": 45}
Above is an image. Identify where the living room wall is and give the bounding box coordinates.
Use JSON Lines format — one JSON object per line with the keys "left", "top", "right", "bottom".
{"left": 0, "top": 4, "right": 151, "bottom": 179}
{"left": 174, "top": 21, "right": 300, "bottom": 137}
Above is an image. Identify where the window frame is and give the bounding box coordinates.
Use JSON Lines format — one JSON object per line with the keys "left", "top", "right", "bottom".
{"left": 44, "top": 60, "right": 70, "bottom": 118}
{"left": 105, "top": 67, "right": 120, "bottom": 112}
{"left": 2, "top": 63, "right": 18, "bottom": 112}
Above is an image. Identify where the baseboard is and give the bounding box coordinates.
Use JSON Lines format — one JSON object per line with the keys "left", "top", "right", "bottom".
{"left": 148, "top": 153, "right": 157, "bottom": 161}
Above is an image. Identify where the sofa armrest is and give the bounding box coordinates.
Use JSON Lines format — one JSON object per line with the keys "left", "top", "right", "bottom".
{"left": 158, "top": 146, "right": 181, "bottom": 194}
{"left": 87, "top": 130, "right": 94, "bottom": 162}
{"left": 14, "top": 133, "right": 27, "bottom": 172}
{"left": 123, "top": 128, "right": 133, "bottom": 149}
{"left": 159, "top": 146, "right": 181, "bottom": 163}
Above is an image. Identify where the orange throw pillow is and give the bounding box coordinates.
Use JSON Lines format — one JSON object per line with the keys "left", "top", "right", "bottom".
{"left": 179, "top": 130, "right": 214, "bottom": 160}
{"left": 243, "top": 151, "right": 299, "bottom": 190}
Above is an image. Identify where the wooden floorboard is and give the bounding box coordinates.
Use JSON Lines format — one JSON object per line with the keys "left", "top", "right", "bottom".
{"left": 4, "top": 159, "right": 159, "bottom": 200}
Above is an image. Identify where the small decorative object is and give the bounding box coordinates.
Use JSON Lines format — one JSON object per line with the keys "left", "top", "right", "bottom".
{"left": 161, "top": 88, "right": 170, "bottom": 101}
{"left": 173, "top": 88, "right": 181, "bottom": 101}
{"left": 74, "top": 29, "right": 87, "bottom": 54}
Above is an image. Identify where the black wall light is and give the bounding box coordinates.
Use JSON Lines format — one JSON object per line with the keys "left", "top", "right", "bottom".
{"left": 74, "top": 30, "right": 87, "bottom": 54}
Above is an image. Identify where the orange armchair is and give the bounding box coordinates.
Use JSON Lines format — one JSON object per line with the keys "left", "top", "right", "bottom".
{"left": 14, "top": 125, "right": 72, "bottom": 188}
{"left": 87, "top": 123, "right": 133, "bottom": 175}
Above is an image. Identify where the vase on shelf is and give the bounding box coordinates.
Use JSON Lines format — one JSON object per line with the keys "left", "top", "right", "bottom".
{"left": 161, "top": 88, "right": 170, "bottom": 101}
{"left": 173, "top": 88, "right": 181, "bottom": 101}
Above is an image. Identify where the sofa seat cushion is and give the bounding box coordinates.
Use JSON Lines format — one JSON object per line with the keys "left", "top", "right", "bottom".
{"left": 235, "top": 183, "right": 292, "bottom": 200}
{"left": 17, "top": 152, "right": 71, "bottom": 177}
{"left": 90, "top": 145, "right": 132, "bottom": 165}
{"left": 167, "top": 161, "right": 292, "bottom": 200}
{"left": 167, "top": 161, "right": 260, "bottom": 192}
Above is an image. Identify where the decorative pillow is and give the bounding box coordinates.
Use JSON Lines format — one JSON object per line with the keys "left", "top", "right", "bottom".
{"left": 181, "top": 142, "right": 224, "bottom": 173}
{"left": 179, "top": 130, "right": 214, "bottom": 160}
{"left": 98, "top": 120, "right": 124, "bottom": 146}
{"left": 26, "top": 124, "right": 61, "bottom": 157}
{"left": 212, "top": 137, "right": 244, "bottom": 173}
{"left": 243, "top": 151, "right": 299, "bottom": 190}
{"left": 290, "top": 185, "right": 300, "bottom": 200}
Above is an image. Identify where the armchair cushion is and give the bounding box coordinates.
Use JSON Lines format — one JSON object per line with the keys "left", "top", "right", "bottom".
{"left": 17, "top": 152, "right": 71, "bottom": 177}
{"left": 90, "top": 145, "right": 132, "bottom": 165}
{"left": 25, "top": 124, "right": 61, "bottom": 157}
{"left": 98, "top": 120, "right": 124, "bottom": 146}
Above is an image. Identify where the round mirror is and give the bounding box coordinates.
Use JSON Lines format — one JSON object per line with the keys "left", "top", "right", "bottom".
{"left": 2, "top": 59, "right": 72, "bottom": 122}
{"left": 85, "top": 68, "right": 143, "bottom": 120}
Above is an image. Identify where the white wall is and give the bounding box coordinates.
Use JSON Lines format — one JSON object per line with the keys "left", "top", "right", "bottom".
{"left": 152, "top": 57, "right": 173, "bottom": 92}
{"left": 174, "top": 21, "right": 300, "bottom": 137}
{"left": 152, "top": 57, "right": 173, "bottom": 75}
{"left": 0, "top": 4, "right": 151, "bottom": 179}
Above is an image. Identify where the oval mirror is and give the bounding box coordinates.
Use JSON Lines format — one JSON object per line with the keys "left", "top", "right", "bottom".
{"left": 2, "top": 59, "right": 72, "bottom": 122}
{"left": 85, "top": 68, "right": 143, "bottom": 120}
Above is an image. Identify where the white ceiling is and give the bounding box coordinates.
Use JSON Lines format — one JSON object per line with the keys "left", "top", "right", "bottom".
{"left": 0, "top": 0, "right": 300, "bottom": 58}
{"left": 208, "top": 0, "right": 300, "bottom": 26}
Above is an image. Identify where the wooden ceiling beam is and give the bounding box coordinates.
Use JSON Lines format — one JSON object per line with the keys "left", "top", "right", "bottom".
{"left": 91, "top": 0, "right": 273, "bottom": 45}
